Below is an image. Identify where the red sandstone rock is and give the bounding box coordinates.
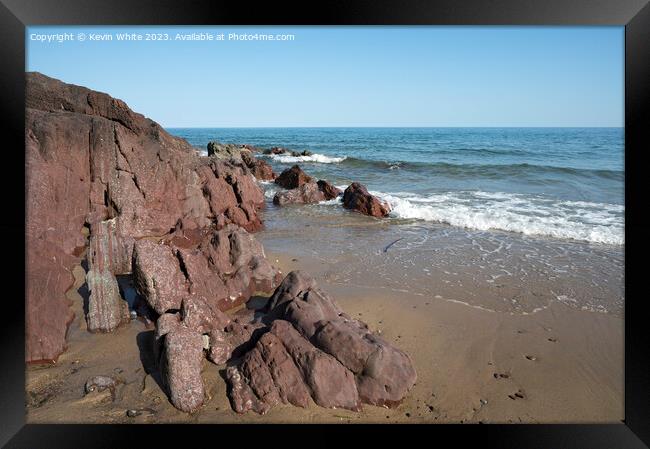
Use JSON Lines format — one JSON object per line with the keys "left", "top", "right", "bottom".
{"left": 273, "top": 180, "right": 341, "bottom": 206}
{"left": 314, "top": 319, "right": 417, "bottom": 407}
{"left": 180, "top": 296, "right": 231, "bottom": 334}
{"left": 131, "top": 240, "right": 189, "bottom": 315}
{"left": 269, "top": 320, "right": 361, "bottom": 411}
{"left": 317, "top": 180, "right": 342, "bottom": 200}
{"left": 25, "top": 72, "right": 272, "bottom": 362}
{"left": 342, "top": 182, "right": 391, "bottom": 218}
{"left": 160, "top": 325, "right": 205, "bottom": 413}
{"left": 274, "top": 165, "right": 313, "bottom": 189}
{"left": 225, "top": 271, "right": 417, "bottom": 414}
{"left": 241, "top": 151, "right": 276, "bottom": 181}
{"left": 85, "top": 218, "right": 132, "bottom": 332}
{"left": 256, "top": 332, "right": 311, "bottom": 408}
{"left": 154, "top": 312, "right": 181, "bottom": 366}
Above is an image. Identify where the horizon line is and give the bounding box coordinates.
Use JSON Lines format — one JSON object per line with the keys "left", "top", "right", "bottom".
{"left": 163, "top": 125, "right": 624, "bottom": 129}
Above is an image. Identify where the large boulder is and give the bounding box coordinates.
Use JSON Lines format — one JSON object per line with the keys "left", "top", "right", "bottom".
{"left": 272, "top": 180, "right": 341, "bottom": 206}
{"left": 342, "top": 182, "right": 391, "bottom": 218}
{"left": 132, "top": 240, "right": 189, "bottom": 315}
{"left": 225, "top": 271, "right": 416, "bottom": 414}
{"left": 160, "top": 325, "right": 205, "bottom": 413}
{"left": 274, "top": 165, "right": 313, "bottom": 189}
{"left": 25, "top": 72, "right": 270, "bottom": 362}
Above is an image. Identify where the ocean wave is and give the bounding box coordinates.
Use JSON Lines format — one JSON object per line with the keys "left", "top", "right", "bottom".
{"left": 266, "top": 153, "right": 347, "bottom": 164}
{"left": 369, "top": 190, "right": 624, "bottom": 245}
{"left": 341, "top": 158, "right": 623, "bottom": 180}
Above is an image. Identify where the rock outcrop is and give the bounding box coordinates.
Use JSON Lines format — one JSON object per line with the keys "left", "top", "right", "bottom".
{"left": 342, "top": 182, "right": 391, "bottom": 218}
{"left": 263, "top": 147, "right": 313, "bottom": 157}
{"left": 25, "top": 72, "right": 275, "bottom": 362}
{"left": 241, "top": 152, "right": 276, "bottom": 181}
{"left": 272, "top": 180, "right": 341, "bottom": 206}
{"left": 274, "top": 165, "right": 313, "bottom": 190}
{"left": 224, "top": 271, "right": 416, "bottom": 414}
{"left": 133, "top": 225, "right": 283, "bottom": 315}
{"left": 207, "top": 141, "right": 275, "bottom": 181}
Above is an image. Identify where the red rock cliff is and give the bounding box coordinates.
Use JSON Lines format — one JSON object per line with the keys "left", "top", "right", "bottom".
{"left": 26, "top": 72, "right": 272, "bottom": 363}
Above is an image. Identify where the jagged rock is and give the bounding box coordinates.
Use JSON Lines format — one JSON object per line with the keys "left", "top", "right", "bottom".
{"left": 263, "top": 147, "right": 288, "bottom": 155}
{"left": 133, "top": 226, "right": 282, "bottom": 320}
{"left": 317, "top": 180, "right": 342, "bottom": 200}
{"left": 160, "top": 325, "right": 205, "bottom": 413}
{"left": 342, "top": 182, "right": 391, "bottom": 218}
{"left": 241, "top": 144, "right": 261, "bottom": 152}
{"left": 25, "top": 72, "right": 269, "bottom": 362}
{"left": 314, "top": 319, "right": 417, "bottom": 407}
{"left": 207, "top": 141, "right": 275, "bottom": 180}
{"left": 195, "top": 226, "right": 283, "bottom": 308}
{"left": 226, "top": 318, "right": 360, "bottom": 414}
{"left": 265, "top": 271, "right": 346, "bottom": 335}
{"left": 274, "top": 165, "right": 313, "bottom": 189}
{"left": 207, "top": 329, "right": 233, "bottom": 365}
{"left": 269, "top": 320, "right": 361, "bottom": 410}
{"left": 273, "top": 180, "right": 341, "bottom": 206}
{"left": 256, "top": 332, "right": 311, "bottom": 407}
{"left": 132, "top": 240, "right": 188, "bottom": 315}
{"left": 226, "top": 366, "right": 270, "bottom": 414}
{"left": 180, "top": 296, "right": 231, "bottom": 334}
{"left": 271, "top": 272, "right": 416, "bottom": 407}
{"left": 223, "top": 270, "right": 417, "bottom": 414}
{"left": 206, "top": 141, "right": 245, "bottom": 158}
{"left": 241, "top": 152, "right": 276, "bottom": 181}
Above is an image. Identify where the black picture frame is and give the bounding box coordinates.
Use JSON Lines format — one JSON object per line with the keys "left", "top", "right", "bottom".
{"left": 1, "top": 0, "right": 648, "bottom": 447}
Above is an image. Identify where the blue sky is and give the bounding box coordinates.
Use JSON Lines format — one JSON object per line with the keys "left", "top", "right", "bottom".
{"left": 26, "top": 26, "right": 623, "bottom": 127}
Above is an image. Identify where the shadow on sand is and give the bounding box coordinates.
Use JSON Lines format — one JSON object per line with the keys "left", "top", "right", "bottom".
{"left": 136, "top": 330, "right": 166, "bottom": 393}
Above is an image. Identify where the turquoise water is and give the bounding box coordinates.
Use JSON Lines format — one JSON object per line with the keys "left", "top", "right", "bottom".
{"left": 167, "top": 127, "right": 624, "bottom": 245}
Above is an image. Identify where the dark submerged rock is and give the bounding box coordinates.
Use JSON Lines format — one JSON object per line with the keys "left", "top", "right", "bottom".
{"left": 273, "top": 180, "right": 342, "bottom": 206}
{"left": 342, "top": 182, "right": 391, "bottom": 218}
{"left": 274, "top": 165, "right": 313, "bottom": 189}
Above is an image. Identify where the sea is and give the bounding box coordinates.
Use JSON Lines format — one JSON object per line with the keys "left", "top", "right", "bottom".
{"left": 167, "top": 127, "right": 625, "bottom": 316}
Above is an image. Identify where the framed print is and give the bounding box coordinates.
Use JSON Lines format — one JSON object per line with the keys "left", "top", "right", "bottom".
{"left": 1, "top": 0, "right": 648, "bottom": 447}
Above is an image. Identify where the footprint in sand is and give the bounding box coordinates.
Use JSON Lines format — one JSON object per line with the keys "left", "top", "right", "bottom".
{"left": 508, "top": 389, "right": 526, "bottom": 400}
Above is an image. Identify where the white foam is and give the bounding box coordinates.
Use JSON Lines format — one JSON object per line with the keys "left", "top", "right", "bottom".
{"left": 266, "top": 153, "right": 346, "bottom": 164}
{"left": 368, "top": 190, "right": 624, "bottom": 245}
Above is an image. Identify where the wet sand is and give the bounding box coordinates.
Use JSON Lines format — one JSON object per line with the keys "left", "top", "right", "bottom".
{"left": 26, "top": 248, "right": 623, "bottom": 423}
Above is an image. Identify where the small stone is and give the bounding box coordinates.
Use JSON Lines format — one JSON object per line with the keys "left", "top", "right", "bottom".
{"left": 480, "top": 399, "right": 488, "bottom": 405}
{"left": 126, "top": 409, "right": 141, "bottom": 417}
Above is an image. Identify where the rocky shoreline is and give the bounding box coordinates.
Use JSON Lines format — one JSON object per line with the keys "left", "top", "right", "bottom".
{"left": 26, "top": 72, "right": 414, "bottom": 416}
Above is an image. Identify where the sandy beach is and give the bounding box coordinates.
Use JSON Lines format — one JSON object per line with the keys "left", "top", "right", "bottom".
{"left": 26, "top": 242, "right": 623, "bottom": 423}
